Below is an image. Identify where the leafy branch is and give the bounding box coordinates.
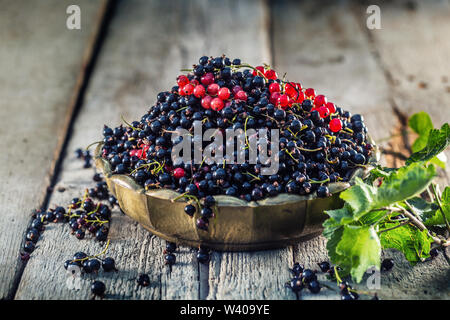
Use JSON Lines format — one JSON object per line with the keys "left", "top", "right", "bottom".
{"left": 323, "top": 112, "right": 449, "bottom": 283}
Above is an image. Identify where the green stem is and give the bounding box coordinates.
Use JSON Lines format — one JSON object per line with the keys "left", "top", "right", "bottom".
{"left": 86, "top": 141, "right": 102, "bottom": 151}
{"left": 309, "top": 178, "right": 330, "bottom": 184}
{"left": 297, "top": 147, "right": 322, "bottom": 152}
{"left": 121, "top": 115, "right": 141, "bottom": 131}
{"left": 431, "top": 184, "right": 450, "bottom": 233}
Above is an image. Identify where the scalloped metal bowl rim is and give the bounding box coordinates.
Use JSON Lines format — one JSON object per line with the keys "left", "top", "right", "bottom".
{"left": 95, "top": 136, "right": 379, "bottom": 206}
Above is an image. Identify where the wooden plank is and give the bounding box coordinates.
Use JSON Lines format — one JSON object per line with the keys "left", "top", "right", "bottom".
{"left": 270, "top": 0, "right": 395, "bottom": 299}
{"left": 16, "top": 0, "right": 276, "bottom": 300}
{"left": 358, "top": 0, "right": 450, "bottom": 184}
{"left": 0, "top": 0, "right": 108, "bottom": 300}
{"left": 352, "top": 0, "right": 450, "bottom": 299}
{"left": 273, "top": 0, "right": 450, "bottom": 299}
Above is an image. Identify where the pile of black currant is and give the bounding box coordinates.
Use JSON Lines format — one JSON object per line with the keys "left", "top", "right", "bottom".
{"left": 100, "top": 55, "right": 373, "bottom": 231}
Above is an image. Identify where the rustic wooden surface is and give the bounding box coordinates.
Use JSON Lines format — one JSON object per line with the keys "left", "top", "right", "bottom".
{"left": 0, "top": 0, "right": 108, "bottom": 300}
{"left": 6, "top": 0, "right": 450, "bottom": 300}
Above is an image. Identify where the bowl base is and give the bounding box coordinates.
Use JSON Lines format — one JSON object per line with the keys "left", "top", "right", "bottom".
{"left": 140, "top": 223, "right": 323, "bottom": 251}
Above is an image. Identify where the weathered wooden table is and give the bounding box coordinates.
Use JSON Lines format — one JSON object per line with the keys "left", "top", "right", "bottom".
{"left": 1, "top": 0, "right": 449, "bottom": 300}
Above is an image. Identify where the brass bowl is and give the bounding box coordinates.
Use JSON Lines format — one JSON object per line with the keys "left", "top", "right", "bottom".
{"left": 95, "top": 142, "right": 378, "bottom": 251}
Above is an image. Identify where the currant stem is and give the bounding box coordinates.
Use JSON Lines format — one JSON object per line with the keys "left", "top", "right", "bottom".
{"left": 431, "top": 184, "right": 450, "bottom": 233}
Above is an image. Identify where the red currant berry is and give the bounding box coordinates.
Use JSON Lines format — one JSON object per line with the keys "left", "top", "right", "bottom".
{"left": 295, "top": 82, "right": 302, "bottom": 90}
{"left": 269, "top": 92, "right": 281, "bottom": 105}
{"left": 305, "top": 88, "right": 316, "bottom": 98}
{"left": 329, "top": 118, "right": 342, "bottom": 132}
{"left": 295, "top": 91, "right": 305, "bottom": 103}
{"left": 129, "top": 149, "right": 139, "bottom": 157}
{"left": 235, "top": 90, "right": 247, "bottom": 101}
{"left": 190, "top": 79, "right": 199, "bottom": 86}
{"left": 182, "top": 83, "right": 194, "bottom": 96}
{"left": 318, "top": 106, "right": 329, "bottom": 118}
{"left": 232, "top": 85, "right": 242, "bottom": 95}
{"left": 314, "top": 94, "right": 327, "bottom": 106}
{"left": 207, "top": 83, "right": 220, "bottom": 95}
{"left": 178, "top": 86, "right": 186, "bottom": 96}
{"left": 252, "top": 66, "right": 265, "bottom": 76}
{"left": 326, "top": 102, "right": 336, "bottom": 114}
{"left": 210, "top": 97, "right": 224, "bottom": 111}
{"left": 201, "top": 73, "right": 214, "bottom": 85}
{"left": 201, "top": 95, "right": 212, "bottom": 109}
{"left": 285, "top": 82, "right": 298, "bottom": 98}
{"left": 173, "top": 168, "right": 185, "bottom": 179}
{"left": 193, "top": 85, "right": 206, "bottom": 98}
{"left": 269, "top": 82, "right": 281, "bottom": 93}
{"left": 265, "top": 69, "right": 277, "bottom": 80}
{"left": 278, "top": 94, "right": 290, "bottom": 108}
{"left": 218, "top": 87, "right": 231, "bottom": 100}
{"left": 176, "top": 75, "right": 189, "bottom": 87}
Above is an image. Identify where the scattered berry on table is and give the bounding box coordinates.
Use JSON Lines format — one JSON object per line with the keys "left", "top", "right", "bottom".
{"left": 381, "top": 258, "right": 394, "bottom": 272}
{"left": 102, "top": 257, "right": 117, "bottom": 272}
{"left": 137, "top": 273, "right": 151, "bottom": 287}
{"left": 196, "top": 247, "right": 211, "bottom": 264}
{"left": 91, "top": 281, "right": 106, "bottom": 298}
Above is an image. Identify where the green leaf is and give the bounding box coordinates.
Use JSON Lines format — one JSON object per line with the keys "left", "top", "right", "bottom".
{"left": 403, "top": 197, "right": 439, "bottom": 224}
{"left": 443, "top": 186, "right": 450, "bottom": 203}
{"left": 406, "top": 123, "right": 450, "bottom": 165}
{"left": 409, "top": 112, "right": 433, "bottom": 152}
{"left": 339, "top": 178, "right": 377, "bottom": 219}
{"left": 365, "top": 166, "right": 397, "bottom": 185}
{"left": 379, "top": 224, "right": 432, "bottom": 264}
{"left": 358, "top": 209, "right": 389, "bottom": 225}
{"left": 325, "top": 226, "right": 347, "bottom": 270}
{"left": 324, "top": 203, "right": 356, "bottom": 225}
{"left": 423, "top": 186, "right": 450, "bottom": 226}
{"left": 335, "top": 225, "right": 381, "bottom": 283}
{"left": 430, "top": 153, "right": 447, "bottom": 169}
{"left": 341, "top": 164, "right": 435, "bottom": 218}
{"left": 376, "top": 163, "right": 436, "bottom": 207}
{"left": 322, "top": 217, "right": 342, "bottom": 239}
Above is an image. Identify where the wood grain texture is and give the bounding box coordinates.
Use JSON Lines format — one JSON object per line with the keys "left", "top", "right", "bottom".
{"left": 0, "top": 0, "right": 107, "bottom": 300}
{"left": 14, "top": 0, "right": 450, "bottom": 300}
{"left": 356, "top": 0, "right": 450, "bottom": 184}
{"left": 274, "top": 0, "right": 450, "bottom": 299}
{"left": 269, "top": 0, "right": 391, "bottom": 300}
{"left": 352, "top": 0, "right": 450, "bottom": 298}
{"left": 16, "top": 0, "right": 273, "bottom": 300}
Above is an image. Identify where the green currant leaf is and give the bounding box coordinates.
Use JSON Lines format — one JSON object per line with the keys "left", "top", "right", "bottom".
{"left": 443, "top": 186, "right": 450, "bottom": 203}
{"left": 422, "top": 186, "right": 450, "bottom": 226}
{"left": 429, "top": 153, "right": 447, "bottom": 169}
{"left": 379, "top": 224, "right": 432, "bottom": 264}
{"left": 408, "top": 112, "right": 433, "bottom": 152}
{"left": 335, "top": 225, "right": 381, "bottom": 283}
{"left": 365, "top": 166, "right": 397, "bottom": 185}
{"left": 340, "top": 164, "right": 435, "bottom": 218}
{"left": 324, "top": 203, "right": 355, "bottom": 225}
{"left": 339, "top": 178, "right": 377, "bottom": 219}
{"left": 375, "top": 163, "right": 436, "bottom": 207}
{"left": 403, "top": 197, "right": 439, "bottom": 223}
{"left": 358, "top": 209, "right": 389, "bottom": 225}
{"left": 406, "top": 123, "right": 450, "bottom": 165}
